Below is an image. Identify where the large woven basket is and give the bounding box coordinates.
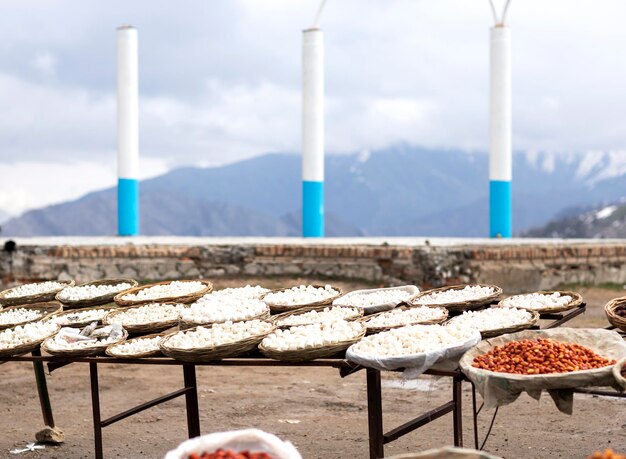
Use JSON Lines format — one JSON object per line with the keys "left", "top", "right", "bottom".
{"left": 44, "top": 303, "right": 119, "bottom": 328}
{"left": 56, "top": 278, "right": 138, "bottom": 309}
{"left": 271, "top": 305, "right": 363, "bottom": 329}
{"left": 179, "top": 309, "right": 271, "bottom": 331}
{"left": 260, "top": 285, "right": 343, "bottom": 314}
{"left": 160, "top": 323, "right": 275, "bottom": 363}
{"left": 113, "top": 280, "right": 213, "bottom": 307}
{"left": 0, "top": 302, "right": 63, "bottom": 331}
{"left": 361, "top": 305, "right": 448, "bottom": 334}
{"left": 498, "top": 290, "right": 583, "bottom": 314}
{"left": 446, "top": 309, "right": 540, "bottom": 339}
{"left": 41, "top": 327, "right": 128, "bottom": 357}
{"left": 105, "top": 332, "right": 165, "bottom": 359}
{"left": 0, "top": 280, "right": 74, "bottom": 307}
{"left": 613, "top": 357, "right": 626, "bottom": 390}
{"left": 103, "top": 303, "right": 182, "bottom": 335}
{"left": 0, "top": 324, "right": 60, "bottom": 358}
{"left": 259, "top": 325, "right": 366, "bottom": 362}
{"left": 604, "top": 297, "right": 626, "bottom": 332}
{"left": 408, "top": 284, "right": 502, "bottom": 312}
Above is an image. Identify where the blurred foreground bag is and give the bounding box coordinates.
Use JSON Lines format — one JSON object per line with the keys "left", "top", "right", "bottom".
{"left": 164, "top": 429, "right": 302, "bottom": 459}
{"left": 388, "top": 446, "right": 502, "bottom": 459}
{"left": 460, "top": 328, "right": 626, "bottom": 414}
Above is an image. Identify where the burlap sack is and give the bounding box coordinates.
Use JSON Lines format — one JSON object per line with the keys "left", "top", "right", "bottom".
{"left": 333, "top": 285, "right": 419, "bottom": 314}
{"left": 388, "top": 446, "right": 502, "bottom": 459}
{"left": 163, "top": 429, "right": 302, "bottom": 459}
{"left": 460, "top": 328, "right": 626, "bottom": 414}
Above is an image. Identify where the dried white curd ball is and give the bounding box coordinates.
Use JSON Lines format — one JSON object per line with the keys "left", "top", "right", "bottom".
{"left": 4, "top": 281, "right": 66, "bottom": 298}
{"left": 181, "top": 297, "right": 268, "bottom": 324}
{"left": 109, "top": 336, "right": 162, "bottom": 355}
{"left": 57, "top": 283, "right": 132, "bottom": 301}
{"left": 0, "top": 321, "right": 58, "bottom": 349}
{"left": 276, "top": 307, "right": 360, "bottom": 327}
{"left": 365, "top": 306, "right": 446, "bottom": 329}
{"left": 108, "top": 303, "right": 182, "bottom": 326}
{"left": 334, "top": 289, "right": 412, "bottom": 308}
{"left": 120, "top": 281, "right": 205, "bottom": 301}
{"left": 414, "top": 285, "right": 495, "bottom": 305}
{"left": 446, "top": 308, "right": 532, "bottom": 332}
{"left": 167, "top": 320, "right": 273, "bottom": 349}
{"left": 349, "top": 324, "right": 477, "bottom": 358}
{"left": 500, "top": 292, "right": 572, "bottom": 310}
{"left": 0, "top": 308, "right": 44, "bottom": 325}
{"left": 261, "top": 320, "right": 363, "bottom": 352}
{"left": 199, "top": 285, "right": 270, "bottom": 301}
{"left": 262, "top": 285, "right": 339, "bottom": 306}
{"left": 48, "top": 309, "right": 109, "bottom": 326}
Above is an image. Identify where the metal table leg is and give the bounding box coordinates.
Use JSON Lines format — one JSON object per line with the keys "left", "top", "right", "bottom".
{"left": 183, "top": 364, "right": 201, "bottom": 438}
{"left": 471, "top": 382, "right": 479, "bottom": 450}
{"left": 31, "top": 348, "right": 55, "bottom": 428}
{"left": 452, "top": 374, "right": 463, "bottom": 447}
{"left": 366, "top": 368, "right": 384, "bottom": 459}
{"left": 89, "top": 363, "right": 104, "bottom": 459}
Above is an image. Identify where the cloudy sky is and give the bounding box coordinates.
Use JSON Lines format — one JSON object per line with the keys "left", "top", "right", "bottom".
{"left": 1, "top": 0, "right": 625, "bottom": 217}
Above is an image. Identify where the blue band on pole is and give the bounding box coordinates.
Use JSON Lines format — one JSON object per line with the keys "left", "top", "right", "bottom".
{"left": 489, "top": 180, "right": 511, "bottom": 238}
{"left": 118, "top": 178, "right": 139, "bottom": 236}
{"left": 303, "top": 180, "right": 324, "bottom": 237}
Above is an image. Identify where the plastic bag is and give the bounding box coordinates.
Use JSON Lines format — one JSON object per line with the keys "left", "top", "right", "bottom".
{"left": 460, "top": 328, "right": 626, "bottom": 414}
{"left": 163, "top": 429, "right": 302, "bottom": 459}
{"left": 345, "top": 327, "right": 481, "bottom": 377}
{"left": 333, "top": 285, "right": 419, "bottom": 315}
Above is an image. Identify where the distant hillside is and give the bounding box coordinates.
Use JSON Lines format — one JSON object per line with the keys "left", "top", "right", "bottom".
{"left": 5, "top": 147, "right": 626, "bottom": 237}
{"left": 523, "top": 201, "right": 626, "bottom": 238}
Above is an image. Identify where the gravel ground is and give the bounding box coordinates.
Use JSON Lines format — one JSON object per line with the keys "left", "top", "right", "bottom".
{"left": 0, "top": 280, "right": 624, "bottom": 459}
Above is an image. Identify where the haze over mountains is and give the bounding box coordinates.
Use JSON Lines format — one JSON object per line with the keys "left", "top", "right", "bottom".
{"left": 3, "top": 147, "right": 626, "bottom": 237}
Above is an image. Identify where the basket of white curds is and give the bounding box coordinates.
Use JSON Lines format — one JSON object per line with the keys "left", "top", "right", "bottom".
{"left": 0, "top": 280, "right": 74, "bottom": 307}
{"left": 56, "top": 278, "right": 138, "bottom": 308}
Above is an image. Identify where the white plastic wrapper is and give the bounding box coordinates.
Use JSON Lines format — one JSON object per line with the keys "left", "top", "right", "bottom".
{"left": 333, "top": 285, "right": 419, "bottom": 314}
{"left": 460, "top": 328, "right": 626, "bottom": 414}
{"left": 164, "top": 429, "right": 302, "bottom": 459}
{"left": 346, "top": 326, "right": 481, "bottom": 377}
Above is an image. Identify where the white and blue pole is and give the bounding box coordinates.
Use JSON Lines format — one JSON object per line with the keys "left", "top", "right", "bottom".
{"left": 302, "top": 27, "right": 324, "bottom": 237}
{"left": 116, "top": 25, "right": 139, "bottom": 236}
{"left": 489, "top": 25, "right": 512, "bottom": 238}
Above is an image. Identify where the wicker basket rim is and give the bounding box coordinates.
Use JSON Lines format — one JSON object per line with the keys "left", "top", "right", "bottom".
{"left": 497, "top": 290, "right": 583, "bottom": 309}
{"left": 113, "top": 280, "right": 212, "bottom": 305}
{"left": 0, "top": 280, "right": 75, "bottom": 301}
{"left": 260, "top": 284, "right": 344, "bottom": 308}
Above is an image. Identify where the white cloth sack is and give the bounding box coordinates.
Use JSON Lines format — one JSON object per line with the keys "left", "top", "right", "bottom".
{"left": 163, "top": 429, "right": 302, "bottom": 459}
{"left": 346, "top": 328, "right": 481, "bottom": 377}
{"left": 388, "top": 446, "right": 502, "bottom": 459}
{"left": 460, "top": 328, "right": 626, "bottom": 414}
{"left": 333, "top": 285, "right": 419, "bottom": 315}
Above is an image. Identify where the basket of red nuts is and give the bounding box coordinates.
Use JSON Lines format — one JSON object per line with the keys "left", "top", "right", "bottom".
{"left": 164, "top": 429, "right": 302, "bottom": 459}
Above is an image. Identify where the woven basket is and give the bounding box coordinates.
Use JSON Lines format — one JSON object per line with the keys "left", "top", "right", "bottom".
{"left": 0, "top": 280, "right": 74, "bottom": 307}
{"left": 103, "top": 303, "right": 182, "bottom": 335}
{"left": 44, "top": 303, "right": 119, "bottom": 328}
{"left": 260, "top": 285, "right": 343, "bottom": 314}
{"left": 259, "top": 325, "right": 366, "bottom": 362}
{"left": 105, "top": 332, "right": 165, "bottom": 358}
{"left": 179, "top": 309, "right": 271, "bottom": 330}
{"left": 408, "top": 284, "right": 502, "bottom": 312}
{"left": 160, "top": 323, "right": 275, "bottom": 363}
{"left": 498, "top": 290, "right": 583, "bottom": 314}
{"left": 0, "top": 324, "right": 60, "bottom": 358}
{"left": 42, "top": 326, "right": 128, "bottom": 357}
{"left": 0, "top": 302, "right": 63, "bottom": 331}
{"left": 271, "top": 305, "right": 363, "bottom": 329}
{"left": 604, "top": 297, "right": 626, "bottom": 332}
{"left": 113, "top": 280, "right": 213, "bottom": 307}
{"left": 613, "top": 357, "right": 626, "bottom": 390}
{"left": 446, "top": 309, "right": 540, "bottom": 339}
{"left": 361, "top": 305, "right": 448, "bottom": 334}
{"left": 56, "top": 278, "right": 138, "bottom": 309}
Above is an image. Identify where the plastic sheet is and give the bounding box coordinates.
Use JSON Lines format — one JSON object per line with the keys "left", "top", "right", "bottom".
{"left": 460, "top": 328, "right": 626, "bottom": 414}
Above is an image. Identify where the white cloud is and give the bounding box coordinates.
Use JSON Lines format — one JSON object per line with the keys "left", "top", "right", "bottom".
{"left": 31, "top": 51, "right": 57, "bottom": 77}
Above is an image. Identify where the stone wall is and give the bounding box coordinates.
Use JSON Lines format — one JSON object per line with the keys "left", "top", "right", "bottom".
{"left": 1, "top": 238, "right": 626, "bottom": 293}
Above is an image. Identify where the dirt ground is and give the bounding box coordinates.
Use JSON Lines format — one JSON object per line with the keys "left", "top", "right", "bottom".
{"left": 0, "top": 280, "right": 624, "bottom": 459}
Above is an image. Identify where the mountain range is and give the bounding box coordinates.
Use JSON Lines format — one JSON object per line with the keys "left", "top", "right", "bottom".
{"left": 3, "top": 147, "right": 626, "bottom": 237}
